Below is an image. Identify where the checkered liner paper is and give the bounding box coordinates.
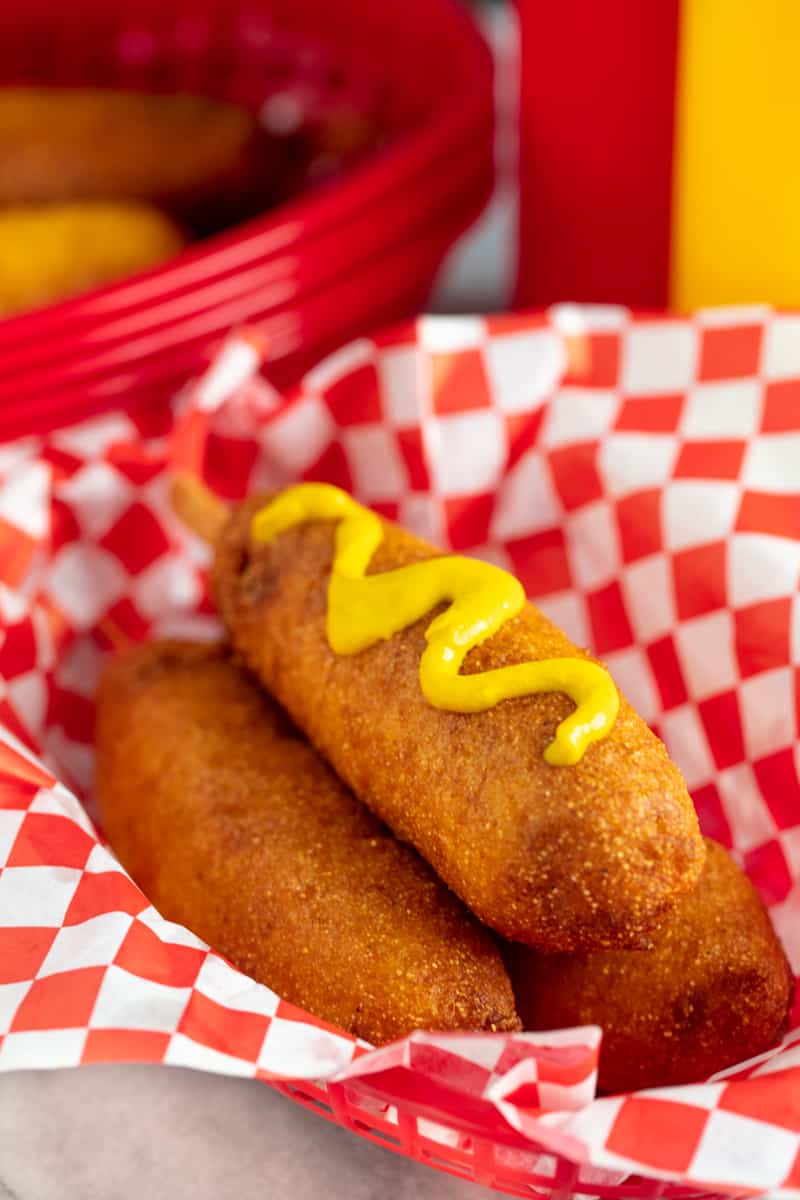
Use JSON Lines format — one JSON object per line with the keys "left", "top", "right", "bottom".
{"left": 0, "top": 305, "right": 798, "bottom": 1198}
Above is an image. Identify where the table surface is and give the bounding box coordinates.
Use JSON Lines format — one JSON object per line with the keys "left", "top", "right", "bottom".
{"left": 0, "top": 1064, "right": 496, "bottom": 1199}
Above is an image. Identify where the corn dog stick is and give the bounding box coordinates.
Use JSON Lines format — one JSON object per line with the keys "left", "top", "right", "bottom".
{"left": 170, "top": 470, "right": 229, "bottom": 544}
{"left": 564, "top": 332, "right": 590, "bottom": 376}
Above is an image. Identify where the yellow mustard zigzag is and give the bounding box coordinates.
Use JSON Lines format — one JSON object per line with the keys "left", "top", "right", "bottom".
{"left": 252, "top": 483, "right": 619, "bottom": 766}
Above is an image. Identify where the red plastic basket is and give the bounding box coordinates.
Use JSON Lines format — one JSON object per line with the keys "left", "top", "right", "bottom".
{"left": 0, "top": 308, "right": 797, "bottom": 1199}
{"left": 271, "top": 1079, "right": 722, "bottom": 1200}
{"left": 0, "top": 0, "right": 493, "bottom": 426}
{"left": 0, "top": 208, "right": 476, "bottom": 440}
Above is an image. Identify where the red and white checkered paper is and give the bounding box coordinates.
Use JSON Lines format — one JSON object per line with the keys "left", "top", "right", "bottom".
{"left": 0, "top": 305, "right": 798, "bottom": 1198}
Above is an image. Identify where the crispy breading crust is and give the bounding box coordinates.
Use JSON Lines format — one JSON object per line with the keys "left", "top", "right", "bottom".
{"left": 212, "top": 494, "right": 706, "bottom": 952}
{"left": 0, "top": 202, "right": 184, "bottom": 317}
{"left": 95, "top": 641, "right": 520, "bottom": 1044}
{"left": 0, "top": 87, "right": 269, "bottom": 231}
{"left": 504, "top": 839, "right": 795, "bottom": 1093}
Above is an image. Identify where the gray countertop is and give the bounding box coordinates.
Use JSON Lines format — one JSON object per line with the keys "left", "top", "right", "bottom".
{"left": 0, "top": 1065, "right": 495, "bottom": 1199}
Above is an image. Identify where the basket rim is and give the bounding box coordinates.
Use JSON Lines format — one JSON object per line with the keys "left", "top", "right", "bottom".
{"left": 0, "top": 0, "right": 493, "bottom": 340}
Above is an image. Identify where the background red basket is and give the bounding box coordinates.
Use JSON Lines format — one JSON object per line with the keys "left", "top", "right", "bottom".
{"left": 0, "top": 0, "right": 493, "bottom": 438}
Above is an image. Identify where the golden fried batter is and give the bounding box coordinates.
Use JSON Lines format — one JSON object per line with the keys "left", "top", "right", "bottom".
{"left": 212, "top": 493, "right": 705, "bottom": 953}
{"left": 95, "top": 641, "right": 520, "bottom": 1044}
{"left": 0, "top": 87, "right": 269, "bottom": 231}
{"left": 504, "top": 839, "right": 794, "bottom": 1093}
{"left": 0, "top": 202, "right": 184, "bottom": 316}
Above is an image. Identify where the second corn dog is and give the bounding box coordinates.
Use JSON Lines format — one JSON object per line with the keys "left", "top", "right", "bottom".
{"left": 0, "top": 201, "right": 184, "bottom": 317}
{"left": 0, "top": 87, "right": 269, "bottom": 232}
{"left": 504, "top": 839, "right": 794, "bottom": 1092}
{"left": 212, "top": 484, "right": 705, "bottom": 953}
{"left": 95, "top": 640, "right": 520, "bottom": 1043}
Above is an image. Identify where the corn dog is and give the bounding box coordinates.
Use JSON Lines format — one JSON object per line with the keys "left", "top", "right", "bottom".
{"left": 0, "top": 87, "right": 270, "bottom": 232}
{"left": 504, "top": 839, "right": 794, "bottom": 1093}
{"left": 0, "top": 202, "right": 184, "bottom": 317}
{"left": 95, "top": 640, "right": 520, "bottom": 1043}
{"left": 212, "top": 484, "right": 705, "bottom": 952}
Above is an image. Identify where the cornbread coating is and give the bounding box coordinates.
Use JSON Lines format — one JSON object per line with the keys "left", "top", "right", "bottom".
{"left": 95, "top": 641, "right": 520, "bottom": 1044}
{"left": 0, "top": 202, "right": 184, "bottom": 317}
{"left": 212, "top": 493, "right": 705, "bottom": 952}
{"left": 0, "top": 88, "right": 269, "bottom": 231}
{"left": 504, "top": 839, "right": 795, "bottom": 1093}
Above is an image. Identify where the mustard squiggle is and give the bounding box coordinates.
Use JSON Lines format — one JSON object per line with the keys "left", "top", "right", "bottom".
{"left": 251, "top": 483, "right": 619, "bottom": 765}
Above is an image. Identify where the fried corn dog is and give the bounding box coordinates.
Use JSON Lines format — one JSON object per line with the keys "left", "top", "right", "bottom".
{"left": 95, "top": 641, "right": 520, "bottom": 1044}
{"left": 212, "top": 487, "right": 705, "bottom": 953}
{"left": 504, "top": 839, "right": 794, "bottom": 1093}
{"left": 0, "top": 202, "right": 184, "bottom": 316}
{"left": 0, "top": 87, "right": 269, "bottom": 231}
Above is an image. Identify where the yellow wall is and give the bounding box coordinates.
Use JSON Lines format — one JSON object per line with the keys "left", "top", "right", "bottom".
{"left": 672, "top": 0, "right": 800, "bottom": 308}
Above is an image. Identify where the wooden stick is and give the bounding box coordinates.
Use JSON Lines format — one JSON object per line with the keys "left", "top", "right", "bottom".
{"left": 170, "top": 471, "right": 229, "bottom": 545}
{"left": 168, "top": 333, "right": 586, "bottom": 550}
{"left": 564, "top": 333, "right": 591, "bottom": 377}
{"left": 97, "top": 616, "right": 135, "bottom": 653}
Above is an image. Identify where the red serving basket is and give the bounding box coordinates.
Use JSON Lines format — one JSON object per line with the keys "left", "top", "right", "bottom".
{"left": 0, "top": 0, "right": 493, "bottom": 437}
{"left": 0, "top": 308, "right": 797, "bottom": 1200}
